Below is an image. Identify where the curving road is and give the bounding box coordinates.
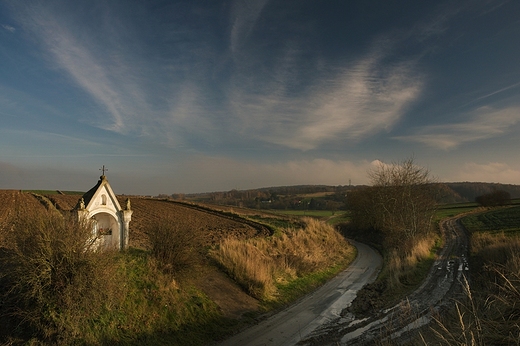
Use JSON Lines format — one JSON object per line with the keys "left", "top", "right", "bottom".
{"left": 301, "top": 215, "right": 470, "bottom": 345}
{"left": 218, "top": 241, "right": 382, "bottom": 346}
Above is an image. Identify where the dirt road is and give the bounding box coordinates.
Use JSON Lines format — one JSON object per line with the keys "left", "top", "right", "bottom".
{"left": 218, "top": 241, "right": 382, "bottom": 346}
{"left": 301, "top": 216, "right": 469, "bottom": 345}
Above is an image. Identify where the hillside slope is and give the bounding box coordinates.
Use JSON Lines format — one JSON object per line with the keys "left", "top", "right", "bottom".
{"left": 0, "top": 191, "right": 269, "bottom": 319}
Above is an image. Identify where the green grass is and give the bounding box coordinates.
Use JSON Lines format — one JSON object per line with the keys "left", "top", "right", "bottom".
{"left": 266, "top": 210, "right": 350, "bottom": 227}
{"left": 261, "top": 259, "right": 355, "bottom": 311}
{"left": 23, "top": 189, "right": 60, "bottom": 194}
{"left": 326, "top": 211, "right": 351, "bottom": 226}
{"left": 246, "top": 215, "right": 303, "bottom": 232}
{"left": 461, "top": 205, "right": 520, "bottom": 234}
{"left": 434, "top": 202, "right": 479, "bottom": 221}
{"left": 60, "top": 190, "right": 85, "bottom": 195}
{"left": 86, "top": 249, "right": 234, "bottom": 345}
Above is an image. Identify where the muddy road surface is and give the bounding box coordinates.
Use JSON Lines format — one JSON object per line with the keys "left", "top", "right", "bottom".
{"left": 301, "top": 216, "right": 469, "bottom": 345}
{"left": 218, "top": 241, "right": 382, "bottom": 346}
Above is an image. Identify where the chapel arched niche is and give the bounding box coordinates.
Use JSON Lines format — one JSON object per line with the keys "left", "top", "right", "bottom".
{"left": 91, "top": 211, "right": 120, "bottom": 250}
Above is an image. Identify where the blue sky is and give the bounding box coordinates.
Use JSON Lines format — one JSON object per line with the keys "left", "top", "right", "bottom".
{"left": 1, "top": 0, "right": 519, "bottom": 195}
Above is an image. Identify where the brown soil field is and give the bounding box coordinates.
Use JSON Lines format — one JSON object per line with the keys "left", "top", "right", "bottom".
{"left": 46, "top": 194, "right": 272, "bottom": 248}
{"left": 0, "top": 190, "right": 48, "bottom": 242}
{"left": 46, "top": 193, "right": 82, "bottom": 210}
{"left": 1, "top": 191, "right": 269, "bottom": 318}
{"left": 124, "top": 197, "right": 273, "bottom": 248}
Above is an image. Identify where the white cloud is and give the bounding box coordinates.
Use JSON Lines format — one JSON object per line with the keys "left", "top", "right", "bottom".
{"left": 8, "top": 2, "right": 227, "bottom": 149}
{"left": 394, "top": 106, "right": 520, "bottom": 150}
{"left": 229, "top": 47, "right": 423, "bottom": 150}
{"left": 2, "top": 24, "right": 15, "bottom": 32}
{"left": 450, "top": 162, "right": 520, "bottom": 184}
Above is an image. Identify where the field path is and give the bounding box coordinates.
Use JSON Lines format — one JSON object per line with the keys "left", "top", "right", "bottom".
{"left": 218, "top": 241, "right": 382, "bottom": 346}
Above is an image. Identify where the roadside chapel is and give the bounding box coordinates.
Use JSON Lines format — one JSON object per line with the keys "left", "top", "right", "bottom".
{"left": 75, "top": 174, "right": 132, "bottom": 251}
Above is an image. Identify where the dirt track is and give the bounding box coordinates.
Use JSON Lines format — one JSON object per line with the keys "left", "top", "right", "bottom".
{"left": 301, "top": 216, "right": 469, "bottom": 345}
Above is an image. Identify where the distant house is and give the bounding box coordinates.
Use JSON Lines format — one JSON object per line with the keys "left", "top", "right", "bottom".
{"left": 75, "top": 175, "right": 132, "bottom": 251}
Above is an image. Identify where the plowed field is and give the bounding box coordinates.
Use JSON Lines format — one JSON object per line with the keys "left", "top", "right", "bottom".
{"left": 120, "top": 197, "right": 272, "bottom": 248}
{"left": 0, "top": 190, "right": 48, "bottom": 241}
{"left": 47, "top": 194, "right": 81, "bottom": 210}
{"left": 2, "top": 192, "right": 270, "bottom": 249}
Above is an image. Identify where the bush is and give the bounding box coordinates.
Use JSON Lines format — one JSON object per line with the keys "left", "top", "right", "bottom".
{"left": 146, "top": 218, "right": 202, "bottom": 273}
{"left": 475, "top": 189, "right": 511, "bottom": 207}
{"left": 0, "top": 211, "right": 124, "bottom": 344}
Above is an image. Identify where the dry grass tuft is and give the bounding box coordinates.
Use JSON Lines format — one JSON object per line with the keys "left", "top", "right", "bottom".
{"left": 211, "top": 217, "right": 354, "bottom": 300}
{"left": 212, "top": 239, "right": 276, "bottom": 299}
{"left": 386, "top": 233, "right": 437, "bottom": 288}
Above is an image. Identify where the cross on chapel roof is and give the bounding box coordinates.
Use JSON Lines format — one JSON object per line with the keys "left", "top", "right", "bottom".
{"left": 99, "top": 165, "right": 108, "bottom": 176}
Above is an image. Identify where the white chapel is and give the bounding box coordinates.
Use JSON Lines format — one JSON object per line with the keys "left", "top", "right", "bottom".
{"left": 75, "top": 174, "right": 132, "bottom": 251}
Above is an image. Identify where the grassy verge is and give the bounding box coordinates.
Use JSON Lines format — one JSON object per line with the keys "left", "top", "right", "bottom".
{"left": 262, "top": 260, "right": 355, "bottom": 311}
{"left": 267, "top": 210, "right": 351, "bottom": 228}
{"left": 434, "top": 202, "right": 479, "bottom": 221}
{"left": 372, "top": 202, "right": 479, "bottom": 305}
{"left": 210, "top": 218, "right": 356, "bottom": 303}
{"left": 267, "top": 209, "right": 351, "bottom": 226}
{"left": 22, "top": 190, "right": 85, "bottom": 195}
{"left": 245, "top": 214, "right": 304, "bottom": 235}
{"left": 271, "top": 210, "right": 342, "bottom": 217}
{"left": 348, "top": 232, "right": 441, "bottom": 315}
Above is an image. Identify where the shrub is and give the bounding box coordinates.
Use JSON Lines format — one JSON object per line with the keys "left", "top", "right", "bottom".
{"left": 0, "top": 211, "right": 124, "bottom": 344}
{"left": 475, "top": 189, "right": 511, "bottom": 207}
{"left": 146, "top": 218, "right": 202, "bottom": 273}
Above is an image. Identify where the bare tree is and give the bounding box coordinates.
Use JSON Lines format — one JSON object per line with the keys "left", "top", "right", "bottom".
{"left": 348, "top": 157, "right": 437, "bottom": 249}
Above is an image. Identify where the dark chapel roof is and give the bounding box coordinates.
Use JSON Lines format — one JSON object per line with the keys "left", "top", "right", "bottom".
{"left": 75, "top": 175, "right": 107, "bottom": 210}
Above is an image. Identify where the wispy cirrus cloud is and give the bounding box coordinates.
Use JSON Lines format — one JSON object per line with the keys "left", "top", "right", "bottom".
{"left": 10, "top": 3, "right": 131, "bottom": 132}
{"left": 2, "top": 24, "right": 15, "bottom": 32}
{"left": 230, "top": 0, "right": 270, "bottom": 55}
{"left": 394, "top": 106, "right": 520, "bottom": 150}
{"left": 228, "top": 44, "right": 423, "bottom": 150}
{"left": 7, "top": 1, "right": 218, "bottom": 147}
{"left": 461, "top": 81, "right": 520, "bottom": 108}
